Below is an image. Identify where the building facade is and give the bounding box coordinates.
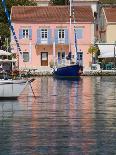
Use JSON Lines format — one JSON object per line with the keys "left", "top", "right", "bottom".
{"left": 11, "top": 6, "right": 94, "bottom": 70}
{"left": 99, "top": 7, "right": 116, "bottom": 43}
{"left": 96, "top": 7, "right": 116, "bottom": 64}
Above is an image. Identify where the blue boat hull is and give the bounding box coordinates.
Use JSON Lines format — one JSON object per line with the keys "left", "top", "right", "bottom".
{"left": 53, "top": 64, "right": 82, "bottom": 78}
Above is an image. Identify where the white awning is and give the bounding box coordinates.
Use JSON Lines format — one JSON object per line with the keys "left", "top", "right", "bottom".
{"left": 0, "top": 59, "right": 17, "bottom": 62}
{"left": 0, "top": 50, "right": 12, "bottom": 56}
{"left": 98, "top": 44, "right": 116, "bottom": 58}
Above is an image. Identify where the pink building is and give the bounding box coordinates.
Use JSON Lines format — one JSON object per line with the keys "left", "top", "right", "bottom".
{"left": 11, "top": 6, "right": 94, "bottom": 70}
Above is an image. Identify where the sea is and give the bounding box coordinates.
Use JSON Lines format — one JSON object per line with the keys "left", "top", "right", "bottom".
{"left": 0, "top": 76, "right": 116, "bottom": 155}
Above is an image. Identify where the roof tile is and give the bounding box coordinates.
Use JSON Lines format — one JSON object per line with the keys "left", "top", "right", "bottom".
{"left": 11, "top": 6, "right": 94, "bottom": 23}
{"left": 104, "top": 7, "right": 116, "bottom": 22}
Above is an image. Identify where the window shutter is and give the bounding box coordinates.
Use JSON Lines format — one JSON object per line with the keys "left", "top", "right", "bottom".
{"left": 19, "top": 29, "right": 22, "bottom": 39}
{"left": 29, "top": 29, "right": 32, "bottom": 40}
{"left": 37, "top": 29, "right": 41, "bottom": 44}
{"left": 54, "top": 29, "right": 58, "bottom": 44}
{"left": 76, "top": 28, "right": 83, "bottom": 39}
{"left": 48, "top": 29, "right": 51, "bottom": 44}
{"left": 65, "top": 29, "right": 69, "bottom": 44}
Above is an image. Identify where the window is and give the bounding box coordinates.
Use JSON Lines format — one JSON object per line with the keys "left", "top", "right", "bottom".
{"left": 58, "top": 29, "right": 65, "bottom": 43}
{"left": 76, "top": 28, "right": 83, "bottom": 39}
{"left": 77, "top": 52, "right": 83, "bottom": 60}
{"left": 57, "top": 51, "right": 65, "bottom": 64}
{"left": 22, "top": 29, "right": 29, "bottom": 39}
{"left": 41, "top": 29, "right": 48, "bottom": 44}
{"left": 62, "top": 52, "right": 65, "bottom": 59}
{"left": 23, "top": 52, "right": 29, "bottom": 62}
{"left": 41, "top": 52, "right": 48, "bottom": 61}
{"left": 77, "top": 52, "right": 83, "bottom": 66}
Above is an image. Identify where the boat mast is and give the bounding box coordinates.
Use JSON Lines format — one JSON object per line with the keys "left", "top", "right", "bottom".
{"left": 73, "top": 7, "right": 78, "bottom": 64}
{"left": 69, "top": 0, "right": 72, "bottom": 53}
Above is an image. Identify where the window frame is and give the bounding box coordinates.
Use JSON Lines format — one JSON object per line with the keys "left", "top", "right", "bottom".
{"left": 58, "top": 29, "right": 65, "bottom": 43}
{"left": 57, "top": 51, "right": 66, "bottom": 64}
{"left": 41, "top": 29, "right": 48, "bottom": 44}
{"left": 23, "top": 52, "right": 29, "bottom": 62}
{"left": 22, "top": 29, "right": 29, "bottom": 39}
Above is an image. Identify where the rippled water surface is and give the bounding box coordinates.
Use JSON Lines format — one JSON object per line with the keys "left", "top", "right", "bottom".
{"left": 0, "top": 76, "right": 116, "bottom": 155}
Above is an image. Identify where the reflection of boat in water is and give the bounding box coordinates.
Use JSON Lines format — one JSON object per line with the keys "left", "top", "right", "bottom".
{"left": 0, "top": 101, "right": 28, "bottom": 118}
{"left": 0, "top": 78, "right": 35, "bottom": 99}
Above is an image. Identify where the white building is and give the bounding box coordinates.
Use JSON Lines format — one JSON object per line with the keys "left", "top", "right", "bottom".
{"left": 72, "top": 0, "right": 99, "bottom": 13}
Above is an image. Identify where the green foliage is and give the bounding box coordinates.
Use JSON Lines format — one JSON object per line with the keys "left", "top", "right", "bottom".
{"left": 0, "top": 23, "right": 10, "bottom": 38}
{"left": 88, "top": 45, "right": 100, "bottom": 64}
{"left": 88, "top": 45, "right": 99, "bottom": 55}
{"left": 100, "top": 0, "right": 116, "bottom": 4}
{"left": 0, "top": 0, "right": 37, "bottom": 41}
{"left": 50, "top": 0, "right": 66, "bottom": 5}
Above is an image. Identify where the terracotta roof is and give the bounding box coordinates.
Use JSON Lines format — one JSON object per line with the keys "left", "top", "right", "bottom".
{"left": 103, "top": 7, "right": 116, "bottom": 22}
{"left": 11, "top": 6, "right": 94, "bottom": 23}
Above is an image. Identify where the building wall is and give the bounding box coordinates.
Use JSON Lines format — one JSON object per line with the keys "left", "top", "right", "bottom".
{"left": 72, "top": 0, "right": 98, "bottom": 13}
{"left": 98, "top": 8, "right": 116, "bottom": 43}
{"left": 11, "top": 22, "right": 93, "bottom": 70}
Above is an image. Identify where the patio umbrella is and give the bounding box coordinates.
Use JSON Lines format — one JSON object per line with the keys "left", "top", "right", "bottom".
{"left": 0, "top": 50, "right": 12, "bottom": 56}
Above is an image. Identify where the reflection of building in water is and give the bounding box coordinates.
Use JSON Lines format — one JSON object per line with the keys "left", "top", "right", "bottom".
{"left": 0, "top": 77, "right": 115, "bottom": 154}
{"left": 92, "top": 76, "right": 116, "bottom": 129}
{"left": 76, "top": 77, "right": 96, "bottom": 154}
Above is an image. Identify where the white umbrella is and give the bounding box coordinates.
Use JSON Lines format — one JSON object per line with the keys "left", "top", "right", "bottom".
{"left": 0, "top": 59, "right": 17, "bottom": 62}
{"left": 0, "top": 50, "right": 12, "bottom": 56}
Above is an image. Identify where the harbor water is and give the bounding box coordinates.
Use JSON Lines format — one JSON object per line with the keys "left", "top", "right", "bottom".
{"left": 0, "top": 76, "right": 116, "bottom": 155}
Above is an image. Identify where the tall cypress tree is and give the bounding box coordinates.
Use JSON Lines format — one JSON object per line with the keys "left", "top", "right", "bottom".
{"left": 50, "top": 0, "right": 68, "bottom": 5}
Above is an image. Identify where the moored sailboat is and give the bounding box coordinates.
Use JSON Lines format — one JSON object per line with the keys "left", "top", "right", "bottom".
{"left": 0, "top": 79, "right": 27, "bottom": 99}
{"left": 53, "top": 0, "right": 83, "bottom": 78}
{"left": 0, "top": 78, "right": 35, "bottom": 99}
{"left": 0, "top": 0, "right": 35, "bottom": 99}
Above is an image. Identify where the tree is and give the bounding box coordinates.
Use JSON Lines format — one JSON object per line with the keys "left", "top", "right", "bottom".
{"left": 88, "top": 44, "right": 100, "bottom": 64}
{"left": 50, "top": 0, "right": 68, "bottom": 5}
{"left": 0, "top": 0, "right": 37, "bottom": 47}
{"left": 100, "top": 0, "right": 116, "bottom": 4}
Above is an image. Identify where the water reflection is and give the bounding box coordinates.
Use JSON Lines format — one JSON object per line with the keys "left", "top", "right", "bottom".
{"left": 0, "top": 76, "right": 115, "bottom": 155}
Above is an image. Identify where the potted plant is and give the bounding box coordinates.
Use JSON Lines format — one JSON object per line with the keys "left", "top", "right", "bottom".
{"left": 88, "top": 44, "right": 100, "bottom": 64}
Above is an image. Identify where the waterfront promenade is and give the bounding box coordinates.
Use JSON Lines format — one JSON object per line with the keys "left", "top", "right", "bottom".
{"left": 19, "top": 66, "right": 116, "bottom": 76}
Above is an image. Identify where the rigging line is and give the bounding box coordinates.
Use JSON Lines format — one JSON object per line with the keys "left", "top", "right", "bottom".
{"left": 1, "top": 0, "right": 36, "bottom": 98}
{"left": 2, "top": 0, "right": 28, "bottom": 70}
{"left": 28, "top": 79, "right": 36, "bottom": 99}
{"left": 73, "top": 7, "right": 78, "bottom": 64}
{"left": 1, "top": 0, "right": 22, "bottom": 55}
